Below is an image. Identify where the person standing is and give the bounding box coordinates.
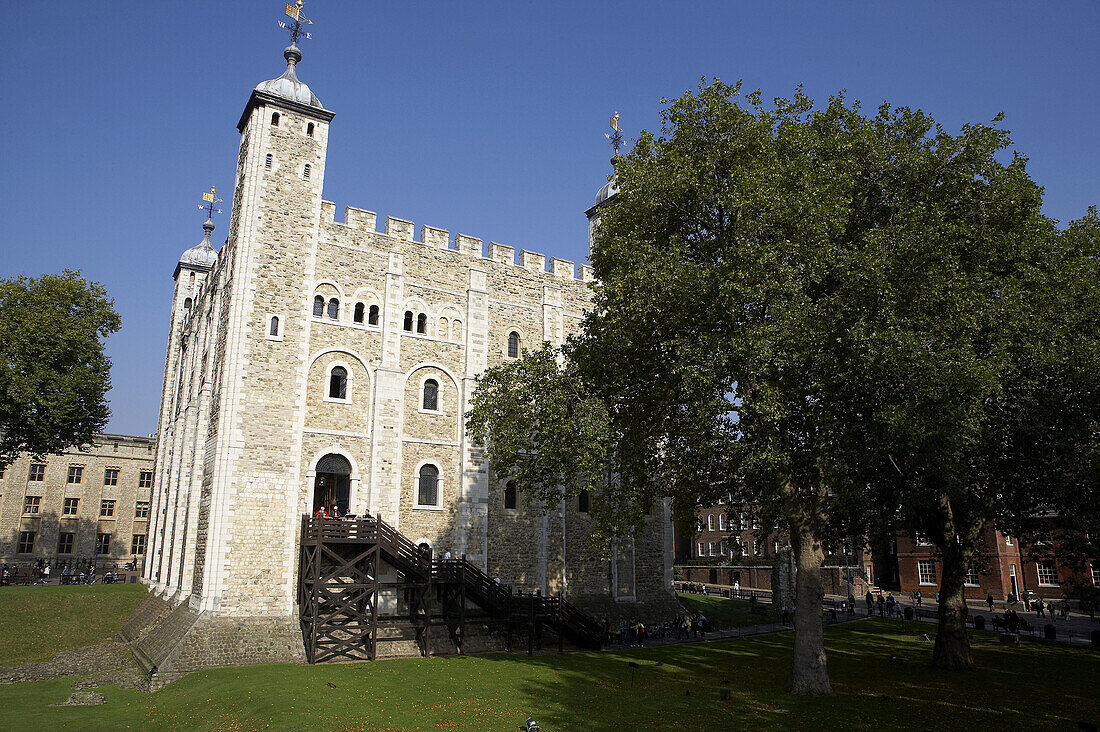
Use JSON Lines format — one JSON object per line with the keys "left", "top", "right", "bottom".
{"left": 986, "top": 593, "right": 995, "bottom": 613}
{"left": 865, "top": 590, "right": 874, "bottom": 615}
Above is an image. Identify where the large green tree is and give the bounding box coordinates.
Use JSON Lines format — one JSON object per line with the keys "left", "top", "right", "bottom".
{"left": 0, "top": 270, "right": 121, "bottom": 470}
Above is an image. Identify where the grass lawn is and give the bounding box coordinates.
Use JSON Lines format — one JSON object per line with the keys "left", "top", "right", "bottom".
{"left": 677, "top": 591, "right": 762, "bottom": 629}
{"left": 0, "top": 619, "right": 1096, "bottom": 730}
{"left": 0, "top": 583, "right": 147, "bottom": 666}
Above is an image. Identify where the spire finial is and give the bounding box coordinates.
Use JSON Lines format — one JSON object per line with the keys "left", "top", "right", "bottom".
{"left": 198, "top": 186, "right": 222, "bottom": 233}
{"left": 278, "top": 1, "right": 313, "bottom": 49}
{"left": 605, "top": 111, "right": 624, "bottom": 166}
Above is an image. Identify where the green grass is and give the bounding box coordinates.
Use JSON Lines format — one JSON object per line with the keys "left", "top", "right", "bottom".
{"left": 677, "top": 591, "right": 762, "bottom": 629}
{"left": 0, "top": 583, "right": 147, "bottom": 666}
{"left": 1, "top": 619, "right": 1096, "bottom": 730}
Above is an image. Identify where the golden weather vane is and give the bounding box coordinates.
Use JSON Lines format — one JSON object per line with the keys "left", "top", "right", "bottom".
{"left": 198, "top": 186, "right": 223, "bottom": 219}
{"left": 605, "top": 111, "right": 624, "bottom": 156}
{"left": 278, "top": 0, "right": 313, "bottom": 44}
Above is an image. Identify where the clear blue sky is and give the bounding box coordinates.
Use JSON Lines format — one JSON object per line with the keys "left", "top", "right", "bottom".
{"left": 1, "top": 1, "right": 1096, "bottom": 436}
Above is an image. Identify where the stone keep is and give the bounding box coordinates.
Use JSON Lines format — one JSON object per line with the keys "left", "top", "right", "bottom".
{"left": 143, "top": 41, "right": 675, "bottom": 659}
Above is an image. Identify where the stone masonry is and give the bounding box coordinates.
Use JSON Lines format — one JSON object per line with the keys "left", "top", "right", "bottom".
{"left": 141, "top": 40, "right": 676, "bottom": 673}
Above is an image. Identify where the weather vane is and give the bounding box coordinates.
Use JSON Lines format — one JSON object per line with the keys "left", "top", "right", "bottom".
{"left": 605, "top": 111, "right": 624, "bottom": 157}
{"left": 198, "top": 186, "right": 223, "bottom": 219}
{"left": 278, "top": 0, "right": 313, "bottom": 45}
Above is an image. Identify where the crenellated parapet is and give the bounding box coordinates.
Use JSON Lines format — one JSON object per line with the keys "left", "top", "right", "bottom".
{"left": 321, "top": 200, "right": 588, "bottom": 282}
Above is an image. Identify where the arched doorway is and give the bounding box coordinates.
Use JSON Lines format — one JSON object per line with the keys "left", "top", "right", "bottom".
{"left": 313, "top": 454, "right": 352, "bottom": 515}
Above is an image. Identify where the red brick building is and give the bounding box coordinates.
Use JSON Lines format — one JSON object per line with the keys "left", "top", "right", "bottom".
{"left": 897, "top": 523, "right": 1098, "bottom": 601}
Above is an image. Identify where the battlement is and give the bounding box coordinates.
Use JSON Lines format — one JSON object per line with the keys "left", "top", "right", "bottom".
{"left": 321, "top": 200, "right": 593, "bottom": 282}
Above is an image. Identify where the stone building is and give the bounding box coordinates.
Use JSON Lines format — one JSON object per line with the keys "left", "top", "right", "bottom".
{"left": 139, "top": 36, "right": 674, "bottom": 669}
{"left": 0, "top": 433, "right": 154, "bottom": 569}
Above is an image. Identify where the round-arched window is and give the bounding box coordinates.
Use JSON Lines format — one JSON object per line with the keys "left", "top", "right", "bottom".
{"left": 508, "top": 331, "right": 520, "bottom": 358}
{"left": 328, "top": 366, "right": 347, "bottom": 399}
{"left": 422, "top": 379, "right": 439, "bottom": 411}
{"left": 417, "top": 464, "right": 439, "bottom": 506}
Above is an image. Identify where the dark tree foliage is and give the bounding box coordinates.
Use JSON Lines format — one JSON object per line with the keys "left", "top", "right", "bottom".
{"left": 0, "top": 270, "right": 121, "bottom": 470}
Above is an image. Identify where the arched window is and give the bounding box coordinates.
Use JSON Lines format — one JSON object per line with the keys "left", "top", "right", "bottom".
{"left": 327, "top": 298, "right": 339, "bottom": 319}
{"left": 306, "top": 122, "right": 315, "bottom": 137}
{"left": 270, "top": 112, "right": 280, "bottom": 125}
{"left": 504, "top": 481, "right": 517, "bottom": 510}
{"left": 508, "top": 331, "right": 520, "bottom": 358}
{"left": 313, "top": 295, "right": 324, "bottom": 317}
{"left": 452, "top": 319, "right": 463, "bottom": 340}
{"left": 189, "top": 272, "right": 196, "bottom": 285}
{"left": 265, "top": 153, "right": 273, "bottom": 171}
{"left": 416, "top": 313, "right": 427, "bottom": 334}
{"left": 439, "top": 316, "right": 448, "bottom": 336}
{"left": 269, "top": 316, "right": 279, "bottom": 336}
{"left": 303, "top": 164, "right": 312, "bottom": 180}
{"left": 368, "top": 305, "right": 380, "bottom": 326}
{"left": 417, "top": 464, "right": 439, "bottom": 506}
{"left": 353, "top": 303, "right": 365, "bottom": 323}
{"left": 328, "top": 366, "right": 347, "bottom": 399}
{"left": 578, "top": 489, "right": 590, "bottom": 513}
{"left": 183, "top": 297, "right": 192, "bottom": 310}
{"left": 422, "top": 379, "right": 439, "bottom": 411}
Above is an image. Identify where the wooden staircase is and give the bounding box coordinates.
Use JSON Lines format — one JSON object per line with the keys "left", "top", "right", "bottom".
{"left": 298, "top": 516, "right": 603, "bottom": 663}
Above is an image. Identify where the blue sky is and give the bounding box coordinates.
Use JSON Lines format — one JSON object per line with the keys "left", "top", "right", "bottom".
{"left": 1, "top": 1, "right": 1097, "bottom": 436}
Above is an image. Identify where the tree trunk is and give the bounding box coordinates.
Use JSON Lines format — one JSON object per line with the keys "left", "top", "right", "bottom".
{"left": 932, "top": 541, "right": 973, "bottom": 669}
{"left": 786, "top": 523, "right": 833, "bottom": 696}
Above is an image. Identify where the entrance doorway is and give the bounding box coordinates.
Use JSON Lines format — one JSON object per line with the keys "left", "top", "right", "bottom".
{"left": 313, "top": 454, "right": 352, "bottom": 516}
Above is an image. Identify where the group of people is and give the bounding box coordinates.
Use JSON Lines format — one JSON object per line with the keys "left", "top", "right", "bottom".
{"left": 0, "top": 560, "right": 123, "bottom": 586}
{"left": 865, "top": 590, "right": 906, "bottom": 618}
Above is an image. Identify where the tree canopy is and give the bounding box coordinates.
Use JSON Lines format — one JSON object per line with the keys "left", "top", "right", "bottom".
{"left": 468, "top": 78, "right": 1099, "bottom": 691}
{"left": 0, "top": 270, "right": 121, "bottom": 469}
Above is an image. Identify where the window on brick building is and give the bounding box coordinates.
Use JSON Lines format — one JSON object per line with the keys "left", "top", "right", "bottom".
{"left": 416, "top": 313, "right": 427, "bottom": 334}
{"left": 1092, "top": 563, "right": 1100, "bottom": 588}
{"left": 326, "top": 297, "right": 338, "bottom": 319}
{"left": 57, "top": 533, "right": 75, "bottom": 554}
{"left": 707, "top": 515, "right": 715, "bottom": 531}
{"left": 28, "top": 463, "right": 45, "bottom": 481}
{"left": 131, "top": 534, "right": 147, "bottom": 555}
{"left": 306, "top": 122, "right": 314, "bottom": 137}
{"left": 104, "top": 469, "right": 118, "bottom": 486}
{"left": 354, "top": 302, "right": 365, "bottom": 323}
{"left": 139, "top": 471, "right": 153, "bottom": 489}
{"left": 918, "top": 559, "right": 937, "bottom": 585}
{"left": 451, "top": 319, "right": 462, "bottom": 339}
{"left": 697, "top": 542, "right": 705, "bottom": 557}
{"left": 1004, "top": 534, "right": 1013, "bottom": 546}
{"left": 507, "top": 331, "right": 520, "bottom": 358}
{"left": 96, "top": 533, "right": 111, "bottom": 555}
{"left": 504, "top": 481, "right": 517, "bottom": 510}
{"left": 270, "top": 112, "right": 280, "bottom": 125}
{"left": 422, "top": 379, "right": 439, "bottom": 411}
{"left": 1036, "top": 559, "right": 1059, "bottom": 586}
{"left": 313, "top": 295, "right": 325, "bottom": 317}
{"left": 753, "top": 539, "right": 762, "bottom": 557}
{"left": 914, "top": 531, "right": 933, "bottom": 546}
{"left": 368, "top": 305, "right": 379, "bottom": 326}
{"left": 416, "top": 464, "right": 439, "bottom": 507}
{"left": 100, "top": 500, "right": 115, "bottom": 517}
{"left": 23, "top": 496, "right": 40, "bottom": 514}
{"left": 328, "top": 366, "right": 347, "bottom": 400}
{"left": 67, "top": 466, "right": 83, "bottom": 484}
{"left": 578, "top": 489, "right": 589, "bottom": 514}
{"left": 303, "top": 164, "right": 311, "bottom": 180}
{"left": 269, "top": 315, "right": 280, "bottom": 336}
{"left": 709, "top": 542, "right": 718, "bottom": 556}
{"left": 403, "top": 310, "right": 413, "bottom": 331}
{"left": 719, "top": 513, "right": 726, "bottom": 531}
{"left": 964, "top": 563, "right": 980, "bottom": 587}
{"left": 135, "top": 501, "right": 150, "bottom": 519}
{"left": 63, "top": 497, "right": 79, "bottom": 515}
{"left": 18, "top": 531, "right": 35, "bottom": 554}
{"left": 265, "top": 153, "right": 273, "bottom": 171}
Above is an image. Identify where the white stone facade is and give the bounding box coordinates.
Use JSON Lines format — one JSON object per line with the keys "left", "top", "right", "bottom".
{"left": 143, "top": 48, "right": 674, "bottom": 624}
